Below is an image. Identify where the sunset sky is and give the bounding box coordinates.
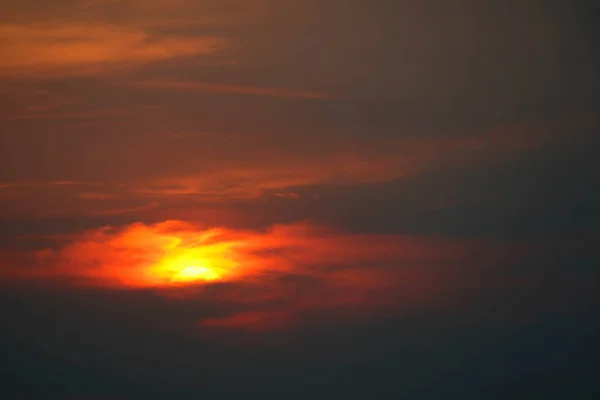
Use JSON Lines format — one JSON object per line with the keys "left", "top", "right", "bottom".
{"left": 1, "top": 1, "right": 599, "bottom": 399}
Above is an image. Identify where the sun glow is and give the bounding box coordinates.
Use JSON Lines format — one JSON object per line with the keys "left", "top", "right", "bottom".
{"left": 141, "top": 238, "right": 239, "bottom": 286}
{"left": 40, "top": 220, "right": 265, "bottom": 288}
{"left": 2, "top": 218, "right": 535, "bottom": 331}
{"left": 21, "top": 220, "right": 366, "bottom": 290}
{"left": 171, "top": 266, "right": 221, "bottom": 282}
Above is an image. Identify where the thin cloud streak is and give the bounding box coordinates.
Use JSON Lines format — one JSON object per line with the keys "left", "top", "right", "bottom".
{"left": 0, "top": 22, "right": 226, "bottom": 76}
{"left": 89, "top": 202, "right": 160, "bottom": 216}
{"left": 0, "top": 119, "right": 572, "bottom": 221}
{"left": 0, "top": 108, "right": 131, "bottom": 121}
{"left": 130, "top": 79, "right": 333, "bottom": 100}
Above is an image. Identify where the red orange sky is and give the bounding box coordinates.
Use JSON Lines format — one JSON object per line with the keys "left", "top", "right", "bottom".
{"left": 1, "top": 4, "right": 599, "bottom": 399}
{"left": 0, "top": 0, "right": 598, "bottom": 333}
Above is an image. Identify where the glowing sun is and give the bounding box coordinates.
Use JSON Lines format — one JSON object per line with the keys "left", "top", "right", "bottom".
{"left": 170, "top": 265, "right": 221, "bottom": 283}
{"left": 142, "top": 242, "right": 238, "bottom": 286}
{"left": 24, "top": 220, "right": 282, "bottom": 289}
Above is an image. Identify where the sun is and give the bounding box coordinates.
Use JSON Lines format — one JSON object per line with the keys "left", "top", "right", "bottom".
{"left": 48, "top": 221, "right": 258, "bottom": 288}
{"left": 170, "top": 265, "right": 221, "bottom": 283}
{"left": 149, "top": 250, "right": 227, "bottom": 285}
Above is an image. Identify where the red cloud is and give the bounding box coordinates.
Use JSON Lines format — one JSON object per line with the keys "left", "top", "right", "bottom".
{"left": 201, "top": 310, "right": 293, "bottom": 332}
{"left": 1, "top": 219, "right": 549, "bottom": 331}
{"left": 130, "top": 80, "right": 332, "bottom": 100}
{"left": 0, "top": 23, "right": 225, "bottom": 77}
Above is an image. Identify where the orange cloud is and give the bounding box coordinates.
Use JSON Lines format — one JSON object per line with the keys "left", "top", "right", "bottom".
{"left": 1, "top": 219, "right": 537, "bottom": 331}
{"left": 79, "top": 192, "right": 122, "bottom": 200}
{"left": 0, "top": 180, "right": 154, "bottom": 219}
{"left": 89, "top": 201, "right": 160, "bottom": 216}
{"left": 0, "top": 107, "right": 134, "bottom": 121}
{"left": 132, "top": 154, "right": 418, "bottom": 200}
{"left": 5, "top": 220, "right": 285, "bottom": 288}
{"left": 130, "top": 80, "right": 332, "bottom": 100}
{"left": 0, "top": 23, "right": 225, "bottom": 76}
{"left": 79, "top": 0, "right": 124, "bottom": 8}
{"left": 0, "top": 190, "right": 27, "bottom": 201}
{"left": 0, "top": 180, "right": 88, "bottom": 189}
{"left": 0, "top": 85, "right": 75, "bottom": 117}
{"left": 132, "top": 125, "right": 549, "bottom": 201}
{"left": 0, "top": 118, "right": 571, "bottom": 222}
{"left": 273, "top": 192, "right": 300, "bottom": 199}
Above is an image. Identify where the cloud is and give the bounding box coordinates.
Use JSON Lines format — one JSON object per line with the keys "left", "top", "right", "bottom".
{"left": 130, "top": 121, "right": 555, "bottom": 201}
{"left": 0, "top": 107, "right": 134, "bottom": 120}
{"left": 0, "top": 180, "right": 90, "bottom": 190}
{"left": 0, "top": 180, "right": 159, "bottom": 218}
{"left": 130, "top": 79, "right": 332, "bottom": 99}
{"left": 89, "top": 202, "right": 160, "bottom": 216}
{"left": 201, "top": 310, "right": 293, "bottom": 331}
{"left": 273, "top": 192, "right": 300, "bottom": 199}
{"left": 0, "top": 23, "right": 225, "bottom": 76}
{"left": 78, "top": 0, "right": 124, "bottom": 8}
{"left": 78, "top": 192, "right": 121, "bottom": 200}
{"left": 2, "top": 219, "right": 565, "bottom": 331}
{"left": 132, "top": 159, "right": 403, "bottom": 199}
{"left": 0, "top": 190, "right": 27, "bottom": 201}
{"left": 0, "top": 84, "right": 75, "bottom": 116}
{"left": 0, "top": 118, "right": 570, "bottom": 222}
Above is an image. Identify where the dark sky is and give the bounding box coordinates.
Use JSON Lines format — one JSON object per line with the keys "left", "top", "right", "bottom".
{"left": 1, "top": 1, "right": 599, "bottom": 399}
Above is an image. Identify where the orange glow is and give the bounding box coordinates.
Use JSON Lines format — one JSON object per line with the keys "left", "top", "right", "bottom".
{"left": 171, "top": 266, "right": 221, "bottom": 282}
{"left": 8, "top": 220, "right": 405, "bottom": 294}
{"left": 46, "top": 221, "right": 268, "bottom": 288}
{"left": 1, "top": 220, "right": 535, "bottom": 331}
{"left": 15, "top": 220, "right": 322, "bottom": 289}
{"left": 0, "top": 23, "right": 224, "bottom": 76}
{"left": 138, "top": 229, "right": 238, "bottom": 286}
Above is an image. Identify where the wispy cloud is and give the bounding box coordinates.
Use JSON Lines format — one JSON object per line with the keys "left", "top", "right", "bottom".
{"left": 78, "top": 0, "right": 124, "bottom": 8}
{"left": 273, "top": 192, "right": 301, "bottom": 199}
{"left": 78, "top": 192, "right": 122, "bottom": 200}
{"left": 0, "top": 107, "right": 132, "bottom": 121}
{"left": 0, "top": 180, "right": 152, "bottom": 218}
{"left": 0, "top": 117, "right": 584, "bottom": 221}
{"left": 130, "top": 79, "right": 333, "bottom": 100}
{"left": 0, "top": 23, "right": 225, "bottom": 76}
{"left": 0, "top": 180, "right": 90, "bottom": 190}
{"left": 131, "top": 123, "right": 555, "bottom": 201}
{"left": 0, "top": 190, "right": 27, "bottom": 201}
{"left": 0, "top": 104, "right": 166, "bottom": 121}
{"left": 90, "top": 201, "right": 160, "bottom": 216}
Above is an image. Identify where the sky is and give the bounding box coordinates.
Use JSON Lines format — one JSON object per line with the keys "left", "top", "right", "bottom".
{"left": 0, "top": 0, "right": 599, "bottom": 399}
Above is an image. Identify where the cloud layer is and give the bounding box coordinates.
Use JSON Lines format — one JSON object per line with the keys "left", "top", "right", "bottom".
{"left": 4, "top": 219, "right": 592, "bottom": 332}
